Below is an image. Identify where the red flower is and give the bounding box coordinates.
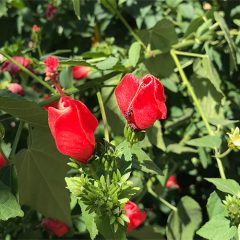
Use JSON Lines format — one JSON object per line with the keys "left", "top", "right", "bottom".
{"left": 8, "top": 83, "right": 25, "bottom": 96}
{"left": 48, "top": 96, "right": 98, "bottom": 163}
{"left": 1, "top": 56, "right": 31, "bottom": 76}
{"left": 166, "top": 175, "right": 180, "bottom": 190}
{"left": 124, "top": 201, "right": 147, "bottom": 232}
{"left": 72, "top": 66, "right": 89, "bottom": 80}
{"left": 44, "top": 56, "right": 59, "bottom": 81}
{"left": 115, "top": 73, "right": 167, "bottom": 130}
{"left": 32, "top": 24, "right": 39, "bottom": 33}
{"left": 46, "top": 3, "right": 57, "bottom": 20}
{"left": 42, "top": 218, "right": 68, "bottom": 237}
{"left": 0, "top": 153, "right": 6, "bottom": 169}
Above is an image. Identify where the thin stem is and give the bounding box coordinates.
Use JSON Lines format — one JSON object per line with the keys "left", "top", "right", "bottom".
{"left": 216, "top": 148, "right": 232, "bottom": 159}
{"left": 0, "top": 52, "right": 55, "bottom": 93}
{"left": 173, "top": 50, "right": 206, "bottom": 58}
{"left": 170, "top": 50, "right": 213, "bottom": 135}
{"left": 96, "top": 90, "right": 110, "bottom": 142}
{"left": 147, "top": 180, "right": 177, "bottom": 212}
{"left": 215, "top": 157, "right": 226, "bottom": 179}
{"left": 51, "top": 77, "right": 65, "bottom": 97}
{"left": 9, "top": 121, "right": 24, "bottom": 160}
{"left": 171, "top": 49, "right": 227, "bottom": 179}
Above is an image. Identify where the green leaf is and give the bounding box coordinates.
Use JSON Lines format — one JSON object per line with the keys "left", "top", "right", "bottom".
{"left": 214, "top": 12, "right": 238, "bottom": 71}
{"left": 96, "top": 57, "right": 118, "bottom": 70}
{"left": 65, "top": 177, "right": 83, "bottom": 197}
{"left": 147, "top": 121, "right": 166, "bottom": 151}
{"left": 205, "top": 178, "right": 240, "bottom": 195}
{"left": 198, "top": 147, "right": 211, "bottom": 169}
{"left": 166, "top": 196, "right": 202, "bottom": 240}
{"left": 59, "top": 67, "right": 73, "bottom": 89}
{"left": 166, "top": 144, "right": 197, "bottom": 154}
{"left": 0, "top": 90, "right": 47, "bottom": 127}
{"left": 187, "top": 135, "right": 222, "bottom": 149}
{"left": 100, "top": 0, "right": 117, "bottom": 15}
{"left": 72, "top": 0, "right": 81, "bottom": 20}
{"left": 0, "top": 182, "right": 24, "bottom": 221}
{"left": 139, "top": 19, "right": 178, "bottom": 53}
{"left": 207, "top": 191, "right": 227, "bottom": 219}
{"left": 197, "top": 216, "right": 237, "bottom": 240}
{"left": 13, "top": 126, "right": 71, "bottom": 224}
{"left": 128, "top": 42, "right": 141, "bottom": 67}
{"left": 95, "top": 214, "right": 127, "bottom": 240}
{"left": 79, "top": 201, "right": 98, "bottom": 240}
{"left": 184, "top": 16, "right": 204, "bottom": 37}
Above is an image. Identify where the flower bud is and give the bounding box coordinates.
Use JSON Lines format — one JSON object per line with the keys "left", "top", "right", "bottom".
{"left": 227, "top": 127, "right": 240, "bottom": 150}
{"left": 223, "top": 195, "right": 240, "bottom": 226}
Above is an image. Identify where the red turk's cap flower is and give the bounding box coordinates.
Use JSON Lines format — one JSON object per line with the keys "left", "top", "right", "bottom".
{"left": 166, "top": 175, "right": 180, "bottom": 190}
{"left": 46, "top": 3, "right": 57, "bottom": 20}
{"left": 115, "top": 73, "right": 167, "bottom": 130}
{"left": 0, "top": 153, "right": 6, "bottom": 169}
{"left": 8, "top": 83, "right": 25, "bottom": 96}
{"left": 124, "top": 201, "right": 147, "bottom": 232}
{"left": 1, "top": 56, "right": 31, "bottom": 76}
{"left": 42, "top": 218, "right": 68, "bottom": 237}
{"left": 72, "top": 66, "right": 89, "bottom": 80}
{"left": 48, "top": 96, "right": 98, "bottom": 163}
{"left": 32, "top": 24, "right": 39, "bottom": 33}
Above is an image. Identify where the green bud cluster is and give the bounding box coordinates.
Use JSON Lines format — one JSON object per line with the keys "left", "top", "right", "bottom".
{"left": 124, "top": 124, "right": 145, "bottom": 145}
{"left": 223, "top": 194, "right": 240, "bottom": 226}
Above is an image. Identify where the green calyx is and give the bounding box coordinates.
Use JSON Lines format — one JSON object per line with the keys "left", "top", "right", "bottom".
{"left": 223, "top": 194, "right": 240, "bottom": 226}
{"left": 124, "top": 124, "right": 145, "bottom": 145}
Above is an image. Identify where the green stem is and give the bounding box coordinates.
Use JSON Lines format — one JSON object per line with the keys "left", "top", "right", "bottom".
{"left": 215, "top": 148, "right": 232, "bottom": 159}
{"left": 170, "top": 50, "right": 213, "bottom": 135}
{"left": 173, "top": 50, "right": 206, "bottom": 58}
{"left": 96, "top": 90, "right": 110, "bottom": 142}
{"left": 171, "top": 49, "right": 226, "bottom": 179}
{"left": 215, "top": 157, "right": 226, "bottom": 179}
{"left": 0, "top": 52, "right": 55, "bottom": 93}
{"left": 158, "top": 196, "right": 177, "bottom": 212}
{"left": 9, "top": 121, "right": 24, "bottom": 160}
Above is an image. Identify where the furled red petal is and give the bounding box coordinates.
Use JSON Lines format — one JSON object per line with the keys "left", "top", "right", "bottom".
{"left": 72, "top": 66, "right": 89, "bottom": 80}
{"left": 42, "top": 218, "right": 68, "bottom": 237}
{"left": 131, "top": 75, "right": 166, "bottom": 129}
{"left": 0, "top": 153, "right": 6, "bottom": 169}
{"left": 48, "top": 96, "right": 98, "bottom": 163}
{"left": 115, "top": 73, "right": 140, "bottom": 117}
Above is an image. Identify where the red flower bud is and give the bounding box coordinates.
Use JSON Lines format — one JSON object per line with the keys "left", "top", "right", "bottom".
{"left": 166, "top": 175, "right": 180, "bottom": 190}
{"left": 8, "top": 83, "right": 25, "bottom": 96}
{"left": 44, "top": 56, "right": 59, "bottom": 74}
{"left": 32, "top": 24, "right": 39, "bottom": 33}
{"left": 124, "top": 201, "right": 147, "bottom": 232}
{"left": 1, "top": 56, "right": 31, "bottom": 76}
{"left": 0, "top": 152, "right": 6, "bottom": 169}
{"left": 46, "top": 3, "right": 57, "bottom": 20}
{"left": 115, "top": 73, "right": 167, "bottom": 130}
{"left": 72, "top": 66, "right": 89, "bottom": 80}
{"left": 42, "top": 218, "right": 68, "bottom": 237}
{"left": 48, "top": 96, "right": 98, "bottom": 163}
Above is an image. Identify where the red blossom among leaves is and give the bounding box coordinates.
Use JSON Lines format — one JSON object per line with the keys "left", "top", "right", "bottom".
{"left": 32, "top": 24, "right": 39, "bottom": 33}
{"left": 46, "top": 3, "right": 57, "bottom": 20}
{"left": 124, "top": 200, "right": 147, "bottom": 232}
{"left": 0, "top": 56, "right": 31, "bottom": 76}
{"left": 0, "top": 153, "right": 6, "bottom": 169}
{"left": 72, "top": 66, "right": 89, "bottom": 80}
{"left": 42, "top": 218, "right": 68, "bottom": 237}
{"left": 115, "top": 73, "right": 167, "bottom": 130}
{"left": 166, "top": 175, "right": 180, "bottom": 190}
{"left": 8, "top": 83, "right": 25, "bottom": 96}
{"left": 48, "top": 96, "right": 98, "bottom": 163}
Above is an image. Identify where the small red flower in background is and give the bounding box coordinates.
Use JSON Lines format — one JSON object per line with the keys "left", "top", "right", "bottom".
{"left": 124, "top": 200, "right": 147, "bottom": 232}
{"left": 115, "top": 73, "right": 167, "bottom": 130}
{"left": 72, "top": 66, "right": 89, "bottom": 80}
{"left": 48, "top": 96, "right": 98, "bottom": 163}
{"left": 32, "top": 24, "right": 39, "bottom": 33}
{"left": 42, "top": 218, "right": 68, "bottom": 237}
{"left": 44, "top": 56, "right": 59, "bottom": 81}
{"left": 0, "top": 56, "right": 31, "bottom": 76}
{"left": 166, "top": 175, "right": 180, "bottom": 190}
{"left": 0, "top": 153, "right": 6, "bottom": 169}
{"left": 8, "top": 83, "right": 25, "bottom": 96}
{"left": 46, "top": 3, "right": 57, "bottom": 20}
